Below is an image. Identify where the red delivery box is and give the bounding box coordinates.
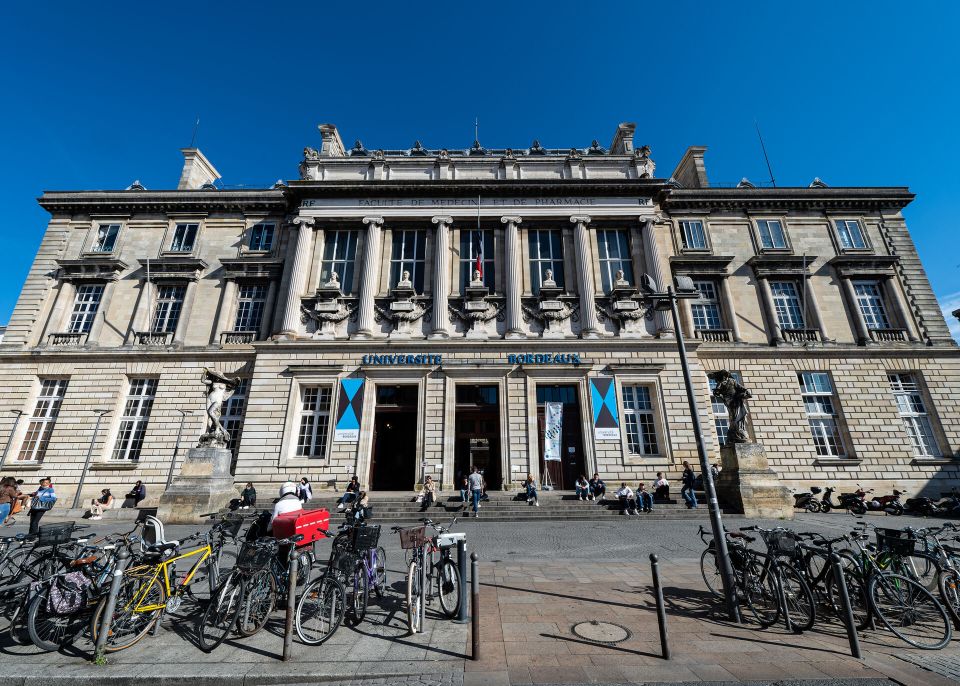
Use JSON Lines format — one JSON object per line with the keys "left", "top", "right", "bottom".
{"left": 272, "top": 508, "right": 330, "bottom": 547}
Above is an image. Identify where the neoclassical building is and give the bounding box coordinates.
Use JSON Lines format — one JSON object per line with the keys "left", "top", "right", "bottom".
{"left": 1, "top": 122, "right": 958, "bottom": 505}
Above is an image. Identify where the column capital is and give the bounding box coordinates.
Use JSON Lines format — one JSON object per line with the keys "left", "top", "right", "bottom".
{"left": 569, "top": 215, "right": 592, "bottom": 225}
{"left": 292, "top": 216, "right": 315, "bottom": 228}
{"left": 362, "top": 216, "right": 384, "bottom": 226}
{"left": 431, "top": 215, "right": 453, "bottom": 226}
{"left": 500, "top": 216, "right": 523, "bottom": 225}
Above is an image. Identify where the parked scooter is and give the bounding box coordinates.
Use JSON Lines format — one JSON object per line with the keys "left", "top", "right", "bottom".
{"left": 792, "top": 486, "right": 822, "bottom": 512}
{"left": 862, "top": 487, "right": 905, "bottom": 516}
{"left": 819, "top": 486, "right": 867, "bottom": 515}
{"left": 905, "top": 490, "right": 960, "bottom": 517}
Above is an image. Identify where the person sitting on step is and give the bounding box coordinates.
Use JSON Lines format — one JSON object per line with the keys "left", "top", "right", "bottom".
{"left": 89, "top": 488, "right": 114, "bottom": 520}
{"left": 458, "top": 475, "right": 469, "bottom": 508}
{"left": 636, "top": 482, "right": 653, "bottom": 513}
{"left": 337, "top": 475, "right": 360, "bottom": 511}
{"left": 653, "top": 472, "right": 670, "bottom": 501}
{"left": 419, "top": 475, "right": 436, "bottom": 511}
{"left": 615, "top": 482, "right": 638, "bottom": 515}
{"left": 350, "top": 491, "right": 371, "bottom": 523}
{"left": 575, "top": 474, "right": 591, "bottom": 501}
{"left": 588, "top": 473, "right": 606, "bottom": 502}
{"left": 524, "top": 474, "right": 540, "bottom": 507}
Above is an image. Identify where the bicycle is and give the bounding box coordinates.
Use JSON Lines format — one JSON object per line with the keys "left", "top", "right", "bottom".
{"left": 698, "top": 524, "right": 750, "bottom": 598}
{"left": 295, "top": 528, "right": 346, "bottom": 646}
{"left": 393, "top": 518, "right": 462, "bottom": 634}
{"left": 739, "top": 525, "right": 816, "bottom": 633}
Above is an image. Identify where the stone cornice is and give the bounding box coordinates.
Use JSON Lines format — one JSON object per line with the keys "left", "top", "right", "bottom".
{"left": 661, "top": 187, "right": 914, "bottom": 212}
{"left": 220, "top": 258, "right": 284, "bottom": 279}
{"left": 669, "top": 255, "right": 736, "bottom": 275}
{"left": 38, "top": 190, "right": 286, "bottom": 215}
{"left": 747, "top": 254, "right": 818, "bottom": 278}
{"left": 56, "top": 257, "right": 128, "bottom": 282}
{"left": 828, "top": 254, "right": 900, "bottom": 278}
{"left": 138, "top": 256, "right": 208, "bottom": 282}
{"left": 287, "top": 179, "right": 666, "bottom": 198}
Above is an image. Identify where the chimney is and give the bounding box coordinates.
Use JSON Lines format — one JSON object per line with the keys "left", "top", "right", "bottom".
{"left": 610, "top": 122, "right": 636, "bottom": 154}
{"left": 177, "top": 148, "right": 222, "bottom": 190}
{"left": 318, "top": 124, "right": 346, "bottom": 157}
{"left": 670, "top": 146, "right": 709, "bottom": 188}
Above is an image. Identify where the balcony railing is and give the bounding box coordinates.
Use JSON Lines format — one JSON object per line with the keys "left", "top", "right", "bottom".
{"left": 870, "top": 328, "right": 907, "bottom": 343}
{"left": 694, "top": 328, "right": 732, "bottom": 343}
{"left": 782, "top": 328, "right": 821, "bottom": 343}
{"left": 48, "top": 332, "right": 88, "bottom": 347}
{"left": 134, "top": 331, "right": 174, "bottom": 346}
{"left": 220, "top": 331, "right": 256, "bottom": 345}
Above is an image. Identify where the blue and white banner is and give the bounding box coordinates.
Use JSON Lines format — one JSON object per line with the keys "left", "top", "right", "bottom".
{"left": 544, "top": 402, "right": 563, "bottom": 462}
{"left": 590, "top": 377, "right": 620, "bottom": 441}
{"left": 334, "top": 378, "right": 364, "bottom": 442}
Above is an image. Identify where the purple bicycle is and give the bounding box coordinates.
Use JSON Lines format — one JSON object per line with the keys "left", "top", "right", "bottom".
{"left": 333, "top": 524, "right": 385, "bottom": 625}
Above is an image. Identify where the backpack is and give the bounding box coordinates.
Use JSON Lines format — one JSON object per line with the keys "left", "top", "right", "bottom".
{"left": 31, "top": 489, "right": 56, "bottom": 511}
{"left": 47, "top": 572, "right": 91, "bottom": 615}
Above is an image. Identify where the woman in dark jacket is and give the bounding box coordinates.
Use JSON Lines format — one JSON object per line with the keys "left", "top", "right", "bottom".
{"left": 241, "top": 483, "right": 257, "bottom": 507}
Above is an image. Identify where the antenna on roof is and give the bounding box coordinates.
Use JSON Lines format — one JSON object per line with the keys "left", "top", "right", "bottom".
{"left": 190, "top": 116, "right": 201, "bottom": 148}
{"left": 474, "top": 117, "right": 479, "bottom": 144}
{"left": 754, "top": 119, "right": 776, "bottom": 187}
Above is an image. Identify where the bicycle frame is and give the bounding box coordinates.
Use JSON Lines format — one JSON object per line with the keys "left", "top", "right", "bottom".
{"left": 124, "top": 544, "right": 212, "bottom": 612}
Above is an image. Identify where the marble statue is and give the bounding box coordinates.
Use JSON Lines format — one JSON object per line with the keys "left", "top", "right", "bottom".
{"left": 543, "top": 269, "right": 556, "bottom": 287}
{"left": 398, "top": 270, "right": 412, "bottom": 288}
{"left": 614, "top": 269, "right": 630, "bottom": 287}
{"left": 709, "top": 370, "right": 752, "bottom": 444}
{"left": 325, "top": 271, "right": 340, "bottom": 287}
{"left": 200, "top": 368, "right": 241, "bottom": 447}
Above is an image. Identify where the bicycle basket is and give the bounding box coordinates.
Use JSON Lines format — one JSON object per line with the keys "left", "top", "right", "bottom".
{"left": 236, "top": 541, "right": 277, "bottom": 572}
{"left": 37, "top": 523, "right": 75, "bottom": 547}
{"left": 351, "top": 525, "right": 381, "bottom": 552}
{"left": 398, "top": 526, "right": 428, "bottom": 550}
{"left": 763, "top": 530, "right": 798, "bottom": 557}
{"left": 876, "top": 528, "right": 916, "bottom": 556}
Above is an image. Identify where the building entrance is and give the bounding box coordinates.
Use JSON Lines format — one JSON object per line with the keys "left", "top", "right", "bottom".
{"left": 454, "top": 385, "right": 502, "bottom": 490}
{"left": 370, "top": 384, "right": 418, "bottom": 491}
{"left": 536, "top": 384, "right": 586, "bottom": 490}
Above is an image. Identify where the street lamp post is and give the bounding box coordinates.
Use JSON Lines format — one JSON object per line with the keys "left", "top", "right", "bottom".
{"left": 641, "top": 276, "right": 741, "bottom": 622}
{"left": 0, "top": 410, "right": 25, "bottom": 470}
{"left": 165, "top": 409, "right": 193, "bottom": 490}
{"left": 72, "top": 409, "right": 111, "bottom": 510}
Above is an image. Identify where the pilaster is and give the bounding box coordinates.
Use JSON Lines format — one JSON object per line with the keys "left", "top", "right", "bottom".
{"left": 279, "top": 217, "right": 315, "bottom": 338}
{"left": 642, "top": 218, "right": 674, "bottom": 337}
{"left": 571, "top": 215, "right": 599, "bottom": 338}
{"left": 501, "top": 216, "right": 524, "bottom": 338}
{"left": 430, "top": 216, "right": 453, "bottom": 338}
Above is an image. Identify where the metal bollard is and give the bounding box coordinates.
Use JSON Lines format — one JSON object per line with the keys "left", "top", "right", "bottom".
{"left": 93, "top": 546, "right": 130, "bottom": 663}
{"left": 829, "top": 553, "right": 862, "bottom": 659}
{"left": 649, "top": 554, "right": 670, "bottom": 660}
{"left": 454, "top": 538, "right": 468, "bottom": 624}
{"left": 282, "top": 552, "right": 299, "bottom": 661}
{"left": 470, "top": 552, "right": 479, "bottom": 661}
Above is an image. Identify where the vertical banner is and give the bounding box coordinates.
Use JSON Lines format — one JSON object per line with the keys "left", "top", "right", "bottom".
{"left": 590, "top": 377, "right": 621, "bottom": 441}
{"left": 543, "top": 401, "right": 563, "bottom": 461}
{"left": 334, "top": 378, "right": 364, "bottom": 442}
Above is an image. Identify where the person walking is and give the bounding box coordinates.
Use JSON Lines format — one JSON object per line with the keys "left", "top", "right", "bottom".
{"left": 681, "top": 461, "right": 698, "bottom": 509}
{"left": 574, "top": 474, "right": 591, "bottom": 501}
{"left": 636, "top": 482, "right": 653, "bottom": 513}
{"left": 28, "top": 478, "right": 56, "bottom": 535}
{"left": 89, "top": 488, "right": 114, "bottom": 519}
{"left": 458, "top": 475, "right": 470, "bottom": 508}
{"left": 241, "top": 483, "right": 257, "bottom": 507}
{"left": 653, "top": 472, "right": 670, "bottom": 501}
{"left": 337, "top": 475, "right": 360, "bottom": 510}
{"left": 615, "top": 482, "right": 637, "bottom": 515}
{"left": 467, "top": 466, "right": 484, "bottom": 517}
{"left": 297, "top": 477, "right": 313, "bottom": 505}
{"left": 524, "top": 474, "right": 540, "bottom": 507}
{"left": 588, "top": 473, "right": 606, "bottom": 502}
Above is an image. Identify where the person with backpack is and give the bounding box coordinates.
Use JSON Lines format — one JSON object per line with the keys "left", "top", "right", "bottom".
{"left": 29, "top": 478, "right": 56, "bottom": 534}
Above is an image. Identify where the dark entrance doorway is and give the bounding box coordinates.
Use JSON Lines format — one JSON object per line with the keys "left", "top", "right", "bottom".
{"left": 371, "top": 384, "right": 418, "bottom": 490}
{"left": 454, "top": 385, "right": 502, "bottom": 490}
{"left": 536, "top": 384, "right": 586, "bottom": 490}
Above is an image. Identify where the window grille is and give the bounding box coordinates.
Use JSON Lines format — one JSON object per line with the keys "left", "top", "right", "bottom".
{"left": 389, "top": 229, "right": 426, "bottom": 293}
{"left": 622, "top": 385, "right": 659, "bottom": 456}
{"left": 321, "top": 230, "right": 359, "bottom": 294}
{"left": 18, "top": 379, "right": 68, "bottom": 462}
{"left": 112, "top": 378, "right": 157, "bottom": 461}
{"left": 528, "top": 229, "right": 565, "bottom": 294}
{"left": 68, "top": 285, "right": 104, "bottom": 334}
{"left": 798, "top": 372, "right": 846, "bottom": 457}
{"left": 597, "top": 230, "right": 633, "bottom": 293}
{"left": 888, "top": 373, "right": 939, "bottom": 457}
{"left": 296, "top": 386, "right": 332, "bottom": 458}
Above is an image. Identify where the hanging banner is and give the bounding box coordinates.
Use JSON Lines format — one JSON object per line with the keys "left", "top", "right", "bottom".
{"left": 590, "top": 377, "right": 621, "bottom": 441}
{"left": 544, "top": 402, "right": 563, "bottom": 462}
{"left": 334, "top": 378, "right": 365, "bottom": 442}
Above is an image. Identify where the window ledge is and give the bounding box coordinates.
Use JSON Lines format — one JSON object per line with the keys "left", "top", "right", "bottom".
{"left": 90, "top": 462, "right": 140, "bottom": 471}
{"left": 2, "top": 463, "right": 43, "bottom": 471}
{"left": 911, "top": 457, "right": 957, "bottom": 466}
{"left": 813, "top": 458, "right": 862, "bottom": 467}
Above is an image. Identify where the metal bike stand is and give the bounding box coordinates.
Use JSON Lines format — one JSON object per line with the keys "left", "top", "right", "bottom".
{"left": 419, "top": 545, "right": 427, "bottom": 632}
{"left": 454, "top": 537, "right": 469, "bottom": 624}
{"left": 93, "top": 547, "right": 130, "bottom": 663}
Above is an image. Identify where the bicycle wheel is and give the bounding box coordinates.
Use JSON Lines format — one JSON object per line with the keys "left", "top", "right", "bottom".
{"left": 897, "top": 552, "right": 940, "bottom": 592}
{"left": 26, "top": 586, "right": 89, "bottom": 652}
{"left": 869, "top": 572, "right": 952, "bottom": 649}
{"left": 437, "top": 557, "right": 460, "bottom": 618}
{"left": 295, "top": 575, "right": 345, "bottom": 645}
{"left": 406, "top": 559, "right": 422, "bottom": 634}
{"left": 742, "top": 553, "right": 779, "bottom": 628}
{"left": 187, "top": 553, "right": 225, "bottom": 604}
{"left": 937, "top": 568, "right": 960, "bottom": 628}
{"left": 825, "top": 556, "right": 870, "bottom": 630}
{"left": 373, "top": 547, "right": 387, "bottom": 599}
{"left": 779, "top": 562, "right": 816, "bottom": 632}
{"left": 197, "top": 572, "right": 244, "bottom": 653}
{"left": 346, "top": 560, "right": 369, "bottom": 626}
{"left": 90, "top": 576, "right": 166, "bottom": 653}
{"left": 700, "top": 547, "right": 722, "bottom": 597}
{"left": 237, "top": 568, "right": 276, "bottom": 637}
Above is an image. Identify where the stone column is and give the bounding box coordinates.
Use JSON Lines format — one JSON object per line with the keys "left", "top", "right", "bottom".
{"left": 886, "top": 276, "right": 919, "bottom": 342}
{"left": 259, "top": 279, "right": 279, "bottom": 341}
{"left": 87, "top": 281, "right": 117, "bottom": 345}
{"left": 174, "top": 280, "right": 199, "bottom": 345}
{"left": 353, "top": 217, "right": 384, "bottom": 339}
{"left": 841, "top": 277, "right": 872, "bottom": 345}
{"left": 642, "top": 218, "right": 674, "bottom": 337}
{"left": 719, "top": 278, "right": 742, "bottom": 342}
{"left": 570, "top": 215, "right": 599, "bottom": 338}
{"left": 757, "top": 277, "right": 784, "bottom": 345}
{"left": 213, "top": 279, "right": 238, "bottom": 342}
{"left": 279, "top": 217, "right": 315, "bottom": 338}
{"left": 803, "top": 277, "right": 830, "bottom": 342}
{"left": 501, "top": 216, "right": 524, "bottom": 338}
{"left": 42, "top": 280, "right": 75, "bottom": 341}
{"left": 430, "top": 216, "right": 453, "bottom": 338}
{"left": 123, "top": 279, "right": 151, "bottom": 345}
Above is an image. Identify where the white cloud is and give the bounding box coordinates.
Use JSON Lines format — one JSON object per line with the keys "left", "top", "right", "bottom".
{"left": 938, "top": 291, "right": 960, "bottom": 343}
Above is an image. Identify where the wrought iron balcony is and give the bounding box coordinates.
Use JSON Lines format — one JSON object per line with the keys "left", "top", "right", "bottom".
{"left": 134, "top": 331, "right": 174, "bottom": 346}
{"left": 694, "top": 328, "right": 732, "bottom": 343}
{"left": 782, "top": 328, "right": 821, "bottom": 343}
{"left": 47, "top": 332, "right": 88, "bottom": 347}
{"left": 869, "top": 328, "right": 907, "bottom": 343}
{"left": 220, "top": 330, "right": 256, "bottom": 345}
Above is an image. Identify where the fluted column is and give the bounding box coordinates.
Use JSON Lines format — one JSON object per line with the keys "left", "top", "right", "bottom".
{"left": 757, "top": 277, "right": 784, "bottom": 345}
{"left": 430, "top": 216, "right": 453, "bottom": 338}
{"left": 353, "top": 217, "right": 384, "bottom": 339}
{"left": 642, "top": 218, "right": 674, "bottom": 337}
{"left": 501, "top": 216, "right": 524, "bottom": 338}
{"left": 279, "top": 216, "right": 315, "bottom": 337}
{"left": 571, "top": 215, "right": 600, "bottom": 338}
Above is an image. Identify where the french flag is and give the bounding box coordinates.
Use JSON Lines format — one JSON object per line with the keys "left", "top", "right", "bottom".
{"left": 474, "top": 230, "right": 484, "bottom": 280}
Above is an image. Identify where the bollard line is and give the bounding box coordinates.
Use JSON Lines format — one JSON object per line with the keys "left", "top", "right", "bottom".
{"left": 454, "top": 537, "right": 468, "bottom": 624}
{"left": 829, "top": 552, "right": 862, "bottom": 659}
{"left": 282, "top": 551, "right": 299, "bottom": 661}
{"left": 470, "top": 551, "right": 479, "bottom": 661}
{"left": 93, "top": 546, "right": 131, "bottom": 663}
{"left": 649, "top": 554, "right": 670, "bottom": 660}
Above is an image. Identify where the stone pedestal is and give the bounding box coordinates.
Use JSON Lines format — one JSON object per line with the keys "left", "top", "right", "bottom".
{"left": 156, "top": 446, "right": 238, "bottom": 524}
{"left": 717, "top": 442, "right": 793, "bottom": 519}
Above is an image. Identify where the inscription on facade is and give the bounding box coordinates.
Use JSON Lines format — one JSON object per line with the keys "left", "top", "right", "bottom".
{"left": 508, "top": 353, "right": 582, "bottom": 365}
{"left": 361, "top": 354, "right": 442, "bottom": 365}
{"left": 301, "top": 197, "right": 652, "bottom": 209}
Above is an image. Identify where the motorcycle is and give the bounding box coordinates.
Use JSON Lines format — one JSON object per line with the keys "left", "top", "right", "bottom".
{"left": 819, "top": 486, "right": 867, "bottom": 515}
{"left": 862, "top": 487, "right": 905, "bottom": 516}
{"left": 905, "top": 490, "right": 960, "bottom": 517}
{"left": 792, "top": 486, "right": 822, "bottom": 513}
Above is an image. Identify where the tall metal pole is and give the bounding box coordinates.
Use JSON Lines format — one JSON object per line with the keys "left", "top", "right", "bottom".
{"left": 666, "top": 287, "right": 740, "bottom": 622}
{"left": 72, "top": 409, "right": 110, "bottom": 510}
{"left": 165, "top": 409, "right": 191, "bottom": 490}
{"left": 0, "top": 410, "right": 25, "bottom": 470}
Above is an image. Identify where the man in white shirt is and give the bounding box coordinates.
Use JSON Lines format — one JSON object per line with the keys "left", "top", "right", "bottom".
{"left": 269, "top": 481, "right": 303, "bottom": 532}
{"left": 615, "top": 482, "right": 638, "bottom": 515}
{"left": 467, "top": 466, "right": 484, "bottom": 518}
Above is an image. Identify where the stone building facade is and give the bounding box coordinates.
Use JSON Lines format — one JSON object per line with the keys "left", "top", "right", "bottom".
{"left": 1, "top": 123, "right": 958, "bottom": 505}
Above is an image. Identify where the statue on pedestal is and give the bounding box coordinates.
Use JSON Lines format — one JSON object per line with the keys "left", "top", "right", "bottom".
{"left": 199, "top": 368, "right": 241, "bottom": 448}
{"left": 709, "top": 370, "right": 751, "bottom": 444}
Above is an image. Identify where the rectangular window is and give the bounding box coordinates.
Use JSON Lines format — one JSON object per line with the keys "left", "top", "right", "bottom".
{"left": 68, "top": 284, "right": 104, "bottom": 334}
{"left": 679, "top": 220, "right": 708, "bottom": 250}
{"left": 91, "top": 224, "right": 120, "bottom": 253}
{"left": 691, "top": 280, "right": 723, "bottom": 331}
{"left": 459, "top": 230, "right": 495, "bottom": 292}
{"left": 708, "top": 372, "right": 741, "bottom": 446}
{"left": 170, "top": 223, "right": 199, "bottom": 252}
{"left": 757, "top": 219, "right": 788, "bottom": 250}
{"left": 321, "top": 230, "right": 359, "bottom": 294}
{"left": 151, "top": 285, "right": 186, "bottom": 334}
{"left": 234, "top": 284, "right": 267, "bottom": 333}
{"left": 770, "top": 281, "right": 805, "bottom": 329}
{"left": 621, "top": 385, "right": 659, "bottom": 456}
{"left": 836, "top": 219, "right": 867, "bottom": 250}
{"left": 597, "top": 230, "right": 634, "bottom": 293}
{"left": 223, "top": 379, "right": 249, "bottom": 459}
{"left": 528, "top": 229, "right": 565, "bottom": 294}
{"left": 248, "top": 223, "right": 275, "bottom": 252}
{"left": 296, "top": 385, "right": 332, "bottom": 458}
{"left": 853, "top": 281, "right": 891, "bottom": 330}
{"left": 112, "top": 378, "right": 157, "bottom": 461}
{"left": 389, "top": 229, "right": 426, "bottom": 294}
{"left": 798, "top": 372, "right": 846, "bottom": 458}
{"left": 889, "top": 373, "right": 940, "bottom": 457}
{"left": 18, "top": 379, "right": 68, "bottom": 462}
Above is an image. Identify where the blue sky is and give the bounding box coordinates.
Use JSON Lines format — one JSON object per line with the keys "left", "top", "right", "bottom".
{"left": 2, "top": 2, "right": 959, "bottom": 336}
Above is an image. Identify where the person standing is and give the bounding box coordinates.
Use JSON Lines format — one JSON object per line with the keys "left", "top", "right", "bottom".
{"left": 241, "top": 483, "right": 257, "bottom": 507}
{"left": 29, "top": 478, "right": 57, "bottom": 535}
{"left": 681, "top": 461, "right": 698, "bottom": 509}
{"left": 467, "top": 466, "right": 484, "bottom": 517}
{"left": 297, "top": 477, "right": 313, "bottom": 505}
{"left": 458, "top": 475, "right": 470, "bottom": 508}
